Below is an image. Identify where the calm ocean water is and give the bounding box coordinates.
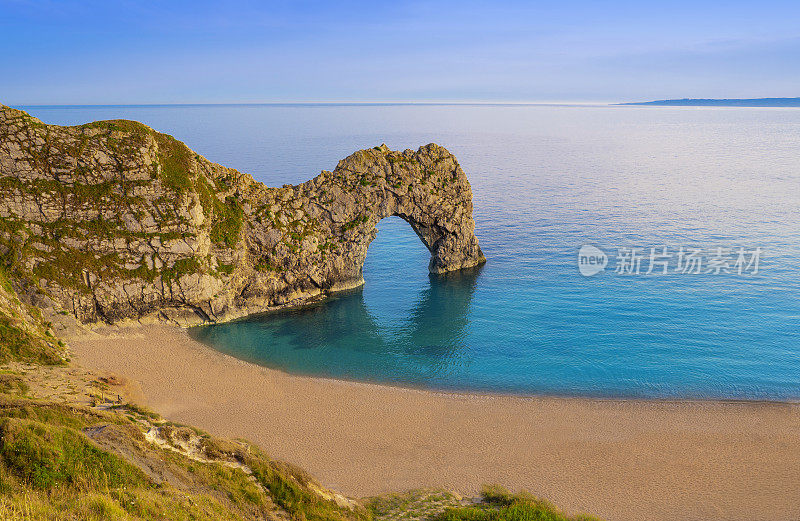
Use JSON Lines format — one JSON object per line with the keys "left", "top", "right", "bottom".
{"left": 23, "top": 104, "right": 800, "bottom": 399}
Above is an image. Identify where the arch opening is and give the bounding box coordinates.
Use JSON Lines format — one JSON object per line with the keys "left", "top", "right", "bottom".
{"left": 363, "top": 216, "right": 431, "bottom": 286}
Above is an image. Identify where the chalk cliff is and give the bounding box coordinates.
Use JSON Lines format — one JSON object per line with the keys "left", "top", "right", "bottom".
{"left": 0, "top": 105, "right": 485, "bottom": 325}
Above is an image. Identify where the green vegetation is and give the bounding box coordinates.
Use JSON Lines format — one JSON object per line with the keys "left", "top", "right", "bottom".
{"left": 0, "top": 417, "right": 148, "bottom": 490}
{"left": 365, "top": 487, "right": 603, "bottom": 521}
{"left": 0, "top": 395, "right": 127, "bottom": 431}
{"left": 0, "top": 314, "right": 61, "bottom": 365}
{"left": 113, "top": 402, "right": 160, "bottom": 421}
{"left": 248, "top": 456, "right": 367, "bottom": 521}
{"left": 0, "top": 118, "right": 211, "bottom": 296}
{"left": 210, "top": 196, "right": 245, "bottom": 248}
{"left": 161, "top": 257, "right": 203, "bottom": 285}
{"left": 216, "top": 262, "right": 235, "bottom": 275}
{"left": 0, "top": 373, "right": 27, "bottom": 395}
{"left": 78, "top": 119, "right": 151, "bottom": 136}
{"left": 0, "top": 394, "right": 372, "bottom": 521}
{"left": 342, "top": 214, "right": 370, "bottom": 232}
{"left": 154, "top": 133, "right": 194, "bottom": 194}
{"left": 367, "top": 489, "right": 466, "bottom": 521}
{"left": 254, "top": 255, "right": 285, "bottom": 273}
{"left": 195, "top": 173, "right": 245, "bottom": 248}
{"left": 431, "top": 486, "right": 601, "bottom": 521}
{"left": 0, "top": 267, "right": 14, "bottom": 296}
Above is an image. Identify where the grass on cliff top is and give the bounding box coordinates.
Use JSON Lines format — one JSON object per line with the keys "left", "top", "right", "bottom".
{"left": 78, "top": 118, "right": 151, "bottom": 135}
{"left": 430, "top": 486, "right": 602, "bottom": 521}
{"left": 154, "top": 132, "right": 194, "bottom": 194}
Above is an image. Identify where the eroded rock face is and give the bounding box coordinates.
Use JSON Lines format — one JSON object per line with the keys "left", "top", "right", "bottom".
{"left": 0, "top": 105, "right": 485, "bottom": 325}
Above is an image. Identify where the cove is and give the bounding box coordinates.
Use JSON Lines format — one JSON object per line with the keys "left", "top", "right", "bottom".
{"left": 190, "top": 217, "right": 484, "bottom": 390}
{"left": 190, "top": 215, "right": 800, "bottom": 401}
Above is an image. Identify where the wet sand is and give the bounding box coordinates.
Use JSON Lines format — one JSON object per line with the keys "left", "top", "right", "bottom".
{"left": 70, "top": 325, "right": 800, "bottom": 521}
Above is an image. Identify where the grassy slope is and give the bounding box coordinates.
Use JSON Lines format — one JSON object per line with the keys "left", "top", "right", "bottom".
{"left": 0, "top": 268, "right": 63, "bottom": 365}
{"left": 366, "top": 487, "right": 601, "bottom": 521}
{"left": 0, "top": 390, "right": 372, "bottom": 521}
{"left": 430, "top": 486, "right": 601, "bottom": 521}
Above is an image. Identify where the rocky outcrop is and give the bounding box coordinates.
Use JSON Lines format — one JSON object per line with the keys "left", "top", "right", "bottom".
{"left": 0, "top": 105, "right": 485, "bottom": 325}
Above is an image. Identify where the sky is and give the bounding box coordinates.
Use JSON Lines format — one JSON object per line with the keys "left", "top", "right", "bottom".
{"left": 1, "top": 0, "right": 799, "bottom": 104}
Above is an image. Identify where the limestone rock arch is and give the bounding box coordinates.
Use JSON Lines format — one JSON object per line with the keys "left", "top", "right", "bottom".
{"left": 0, "top": 105, "right": 485, "bottom": 324}
{"left": 307, "top": 143, "right": 486, "bottom": 286}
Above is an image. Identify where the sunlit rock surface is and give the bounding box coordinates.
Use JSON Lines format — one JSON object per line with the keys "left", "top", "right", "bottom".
{"left": 0, "top": 105, "right": 485, "bottom": 325}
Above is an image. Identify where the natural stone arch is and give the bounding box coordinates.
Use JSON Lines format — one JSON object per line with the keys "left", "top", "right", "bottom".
{"left": 267, "top": 143, "right": 486, "bottom": 294}
{"left": 0, "top": 106, "right": 485, "bottom": 324}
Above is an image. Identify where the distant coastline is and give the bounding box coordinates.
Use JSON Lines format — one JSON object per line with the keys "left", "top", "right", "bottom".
{"left": 620, "top": 97, "right": 800, "bottom": 107}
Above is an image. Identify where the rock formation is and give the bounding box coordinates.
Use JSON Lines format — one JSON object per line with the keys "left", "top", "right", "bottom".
{"left": 0, "top": 105, "right": 485, "bottom": 325}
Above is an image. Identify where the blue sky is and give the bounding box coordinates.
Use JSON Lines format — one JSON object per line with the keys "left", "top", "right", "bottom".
{"left": 2, "top": 0, "right": 799, "bottom": 104}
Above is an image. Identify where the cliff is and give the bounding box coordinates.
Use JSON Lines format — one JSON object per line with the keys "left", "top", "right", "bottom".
{"left": 0, "top": 105, "right": 485, "bottom": 326}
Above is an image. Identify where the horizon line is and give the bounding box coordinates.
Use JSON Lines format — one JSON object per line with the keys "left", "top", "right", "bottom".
{"left": 12, "top": 98, "right": 799, "bottom": 109}
{"left": 12, "top": 100, "right": 619, "bottom": 108}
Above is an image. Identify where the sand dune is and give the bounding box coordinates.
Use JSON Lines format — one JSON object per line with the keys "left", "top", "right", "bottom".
{"left": 70, "top": 325, "right": 800, "bottom": 521}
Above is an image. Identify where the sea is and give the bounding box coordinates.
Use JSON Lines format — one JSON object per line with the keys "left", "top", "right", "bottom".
{"left": 21, "top": 103, "right": 800, "bottom": 400}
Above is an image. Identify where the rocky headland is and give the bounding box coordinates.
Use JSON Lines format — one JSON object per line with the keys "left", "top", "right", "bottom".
{"left": 0, "top": 104, "right": 484, "bottom": 328}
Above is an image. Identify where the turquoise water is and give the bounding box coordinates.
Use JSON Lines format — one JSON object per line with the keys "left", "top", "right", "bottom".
{"left": 23, "top": 104, "right": 800, "bottom": 399}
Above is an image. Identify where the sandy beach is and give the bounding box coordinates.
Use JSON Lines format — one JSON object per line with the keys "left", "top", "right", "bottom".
{"left": 70, "top": 325, "right": 800, "bottom": 521}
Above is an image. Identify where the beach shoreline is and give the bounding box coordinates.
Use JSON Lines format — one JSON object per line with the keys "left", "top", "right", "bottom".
{"left": 69, "top": 324, "right": 800, "bottom": 521}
